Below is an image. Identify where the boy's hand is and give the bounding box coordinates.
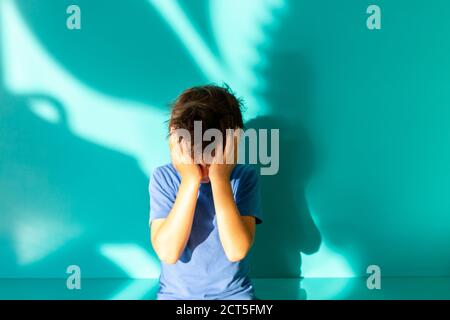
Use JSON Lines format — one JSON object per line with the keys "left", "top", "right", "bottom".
{"left": 170, "top": 134, "right": 202, "bottom": 183}
{"left": 209, "top": 130, "right": 239, "bottom": 182}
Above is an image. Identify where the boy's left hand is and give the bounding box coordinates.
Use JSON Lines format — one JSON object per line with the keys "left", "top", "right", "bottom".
{"left": 209, "top": 130, "right": 239, "bottom": 182}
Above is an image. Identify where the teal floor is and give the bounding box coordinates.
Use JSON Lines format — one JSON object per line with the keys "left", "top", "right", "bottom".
{"left": 0, "top": 277, "right": 449, "bottom": 300}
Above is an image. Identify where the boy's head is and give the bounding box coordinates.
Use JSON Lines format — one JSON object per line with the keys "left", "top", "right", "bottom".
{"left": 169, "top": 84, "right": 244, "bottom": 181}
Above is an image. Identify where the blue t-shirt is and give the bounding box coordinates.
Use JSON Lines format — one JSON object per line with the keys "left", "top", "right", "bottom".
{"left": 149, "top": 163, "right": 263, "bottom": 300}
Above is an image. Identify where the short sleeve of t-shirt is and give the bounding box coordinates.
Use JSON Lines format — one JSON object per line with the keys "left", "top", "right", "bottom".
{"left": 233, "top": 166, "right": 263, "bottom": 224}
{"left": 149, "top": 165, "right": 179, "bottom": 225}
{"left": 149, "top": 164, "right": 262, "bottom": 226}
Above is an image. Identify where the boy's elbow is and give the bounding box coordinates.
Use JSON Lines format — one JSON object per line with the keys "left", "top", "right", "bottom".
{"left": 158, "top": 250, "right": 180, "bottom": 265}
{"left": 225, "top": 247, "right": 250, "bottom": 263}
{"left": 224, "top": 236, "right": 254, "bottom": 262}
{"left": 226, "top": 255, "right": 245, "bottom": 263}
{"left": 226, "top": 252, "right": 247, "bottom": 263}
{"left": 161, "top": 256, "right": 179, "bottom": 265}
{"left": 152, "top": 239, "right": 181, "bottom": 265}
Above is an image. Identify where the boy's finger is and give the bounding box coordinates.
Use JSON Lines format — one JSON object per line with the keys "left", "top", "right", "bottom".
{"left": 180, "top": 141, "right": 192, "bottom": 164}
{"left": 169, "top": 135, "right": 185, "bottom": 164}
{"left": 169, "top": 133, "right": 179, "bottom": 151}
{"left": 224, "top": 130, "right": 236, "bottom": 164}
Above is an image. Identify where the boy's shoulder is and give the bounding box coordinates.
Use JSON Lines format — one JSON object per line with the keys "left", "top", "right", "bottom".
{"left": 154, "top": 162, "right": 177, "bottom": 173}
{"left": 151, "top": 163, "right": 180, "bottom": 184}
{"left": 231, "top": 164, "right": 259, "bottom": 182}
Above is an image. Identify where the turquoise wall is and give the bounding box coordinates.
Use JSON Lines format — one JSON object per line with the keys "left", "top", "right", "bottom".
{"left": 1, "top": 0, "right": 450, "bottom": 291}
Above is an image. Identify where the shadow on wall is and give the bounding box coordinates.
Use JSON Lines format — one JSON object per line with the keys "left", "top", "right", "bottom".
{"left": 1, "top": 0, "right": 203, "bottom": 279}
{"left": 15, "top": 0, "right": 208, "bottom": 107}
{"left": 2, "top": 0, "right": 324, "bottom": 290}
{"left": 0, "top": 89, "right": 150, "bottom": 278}
{"left": 247, "top": 9, "right": 322, "bottom": 296}
{"left": 246, "top": 116, "right": 321, "bottom": 299}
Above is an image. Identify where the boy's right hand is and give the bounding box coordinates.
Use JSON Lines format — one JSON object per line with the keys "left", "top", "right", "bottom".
{"left": 169, "top": 134, "right": 202, "bottom": 183}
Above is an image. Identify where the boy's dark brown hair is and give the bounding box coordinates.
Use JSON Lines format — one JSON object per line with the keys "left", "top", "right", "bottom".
{"left": 169, "top": 84, "right": 244, "bottom": 152}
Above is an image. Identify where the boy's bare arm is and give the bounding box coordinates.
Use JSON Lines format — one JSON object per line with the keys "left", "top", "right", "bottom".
{"left": 209, "top": 132, "right": 256, "bottom": 262}
{"left": 210, "top": 175, "right": 256, "bottom": 262}
{"left": 151, "top": 175, "right": 200, "bottom": 264}
{"left": 151, "top": 137, "right": 202, "bottom": 264}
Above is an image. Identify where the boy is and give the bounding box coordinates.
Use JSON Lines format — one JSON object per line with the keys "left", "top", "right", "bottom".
{"left": 149, "top": 85, "right": 262, "bottom": 300}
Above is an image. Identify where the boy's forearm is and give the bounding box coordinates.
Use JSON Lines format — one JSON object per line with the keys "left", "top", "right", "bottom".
{"left": 210, "top": 177, "right": 254, "bottom": 262}
{"left": 152, "top": 177, "right": 200, "bottom": 264}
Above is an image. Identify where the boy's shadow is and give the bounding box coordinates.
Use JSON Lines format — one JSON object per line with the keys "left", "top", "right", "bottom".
{"left": 246, "top": 15, "right": 322, "bottom": 296}
{"left": 246, "top": 116, "right": 321, "bottom": 299}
